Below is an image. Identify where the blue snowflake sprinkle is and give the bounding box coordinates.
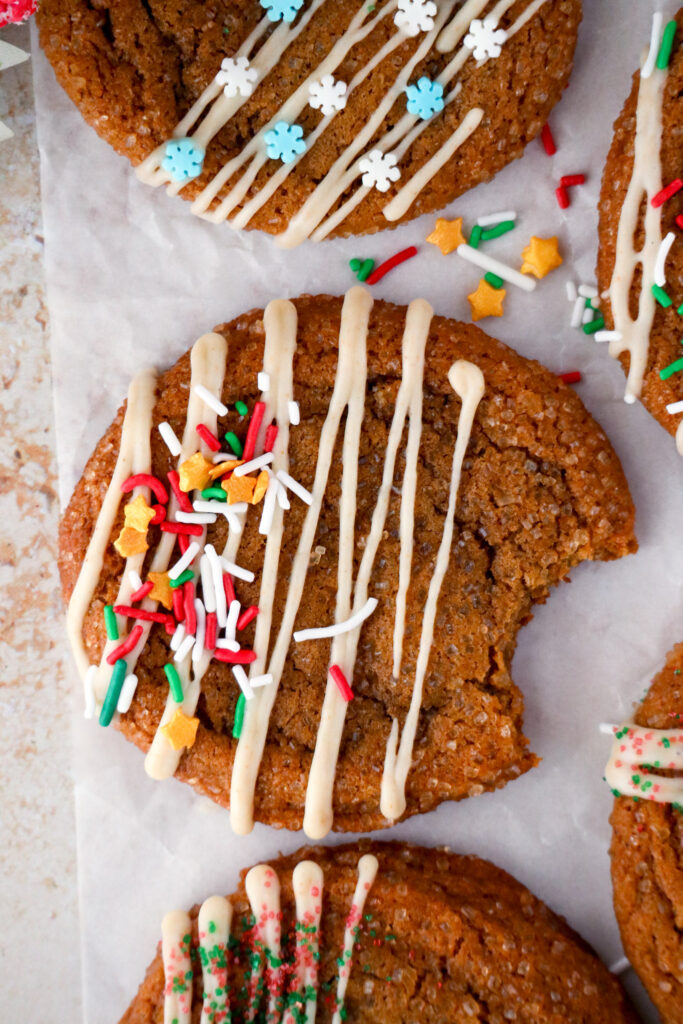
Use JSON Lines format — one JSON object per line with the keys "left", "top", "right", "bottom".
{"left": 161, "top": 137, "right": 205, "bottom": 183}
{"left": 259, "top": 0, "right": 304, "bottom": 23}
{"left": 405, "top": 76, "right": 444, "bottom": 120}
{"left": 264, "top": 121, "right": 307, "bottom": 164}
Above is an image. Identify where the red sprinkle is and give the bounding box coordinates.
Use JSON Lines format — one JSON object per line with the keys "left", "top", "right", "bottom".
{"left": 172, "top": 587, "right": 185, "bottom": 623}
{"left": 205, "top": 612, "right": 217, "bottom": 651}
{"left": 214, "top": 648, "right": 258, "bottom": 664}
{"left": 366, "top": 246, "right": 418, "bottom": 285}
{"left": 196, "top": 423, "right": 221, "bottom": 452}
{"left": 558, "top": 371, "right": 582, "bottom": 385}
{"left": 130, "top": 581, "right": 154, "bottom": 603}
{"left": 178, "top": 534, "right": 191, "bottom": 555}
{"left": 121, "top": 473, "right": 168, "bottom": 505}
{"left": 243, "top": 401, "right": 266, "bottom": 463}
{"left": 167, "top": 470, "right": 193, "bottom": 514}
{"left": 541, "top": 123, "right": 556, "bottom": 156}
{"left": 149, "top": 503, "right": 166, "bottom": 526}
{"left": 330, "top": 664, "right": 354, "bottom": 701}
{"left": 106, "top": 624, "right": 144, "bottom": 665}
{"left": 114, "top": 605, "right": 174, "bottom": 628}
{"left": 555, "top": 185, "right": 570, "bottom": 209}
{"left": 184, "top": 581, "right": 197, "bottom": 635}
{"left": 264, "top": 423, "right": 278, "bottom": 453}
{"left": 560, "top": 173, "right": 585, "bottom": 187}
{"left": 651, "top": 179, "right": 682, "bottom": 208}
{"left": 676, "top": 214, "right": 683, "bottom": 230}
{"left": 164, "top": 620, "right": 176, "bottom": 636}
{"left": 223, "top": 572, "right": 236, "bottom": 607}
{"left": 160, "top": 521, "right": 203, "bottom": 536}
{"left": 236, "top": 605, "right": 259, "bottom": 631}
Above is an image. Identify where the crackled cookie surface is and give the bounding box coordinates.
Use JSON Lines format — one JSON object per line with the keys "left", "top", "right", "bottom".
{"left": 59, "top": 290, "right": 636, "bottom": 836}
{"left": 38, "top": 0, "right": 581, "bottom": 244}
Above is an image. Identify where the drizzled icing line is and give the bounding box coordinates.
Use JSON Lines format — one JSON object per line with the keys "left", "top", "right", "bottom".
{"left": 605, "top": 721, "right": 683, "bottom": 807}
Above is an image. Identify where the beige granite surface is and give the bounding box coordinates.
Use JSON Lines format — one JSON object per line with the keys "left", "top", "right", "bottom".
{"left": 0, "top": 21, "right": 81, "bottom": 1021}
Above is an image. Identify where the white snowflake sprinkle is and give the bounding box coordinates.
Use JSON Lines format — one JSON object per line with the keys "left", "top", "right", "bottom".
{"left": 394, "top": 0, "right": 436, "bottom": 36}
{"left": 308, "top": 74, "right": 348, "bottom": 117}
{"left": 358, "top": 149, "right": 401, "bottom": 193}
{"left": 215, "top": 55, "right": 258, "bottom": 98}
{"left": 463, "top": 17, "right": 508, "bottom": 61}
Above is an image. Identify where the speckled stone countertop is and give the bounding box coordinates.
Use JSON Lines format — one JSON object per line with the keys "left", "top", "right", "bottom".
{"left": 0, "top": 22, "right": 80, "bottom": 1021}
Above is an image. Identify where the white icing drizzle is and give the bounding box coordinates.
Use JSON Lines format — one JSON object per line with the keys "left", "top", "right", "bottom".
{"left": 303, "top": 299, "right": 433, "bottom": 839}
{"left": 284, "top": 861, "right": 324, "bottom": 1024}
{"left": 198, "top": 896, "right": 232, "bottom": 1024}
{"left": 162, "top": 909, "right": 193, "bottom": 1024}
{"left": 608, "top": 62, "right": 666, "bottom": 404}
{"left": 230, "top": 286, "right": 373, "bottom": 835}
{"left": 606, "top": 722, "right": 683, "bottom": 806}
{"left": 381, "top": 360, "right": 485, "bottom": 822}
{"left": 332, "top": 854, "right": 379, "bottom": 1024}
{"left": 245, "top": 864, "right": 283, "bottom": 1023}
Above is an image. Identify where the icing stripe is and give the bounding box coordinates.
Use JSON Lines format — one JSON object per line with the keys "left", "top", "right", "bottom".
{"left": 381, "top": 359, "right": 486, "bottom": 822}
{"left": 284, "top": 861, "right": 324, "bottom": 1024}
{"left": 162, "top": 909, "right": 193, "bottom": 1024}
{"left": 245, "top": 864, "right": 283, "bottom": 1023}
{"left": 332, "top": 854, "right": 379, "bottom": 1024}
{"left": 198, "top": 896, "right": 232, "bottom": 1024}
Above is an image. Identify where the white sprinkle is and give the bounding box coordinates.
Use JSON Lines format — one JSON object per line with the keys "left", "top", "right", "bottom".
{"left": 117, "top": 674, "right": 139, "bottom": 714}
{"left": 654, "top": 231, "right": 675, "bottom": 287}
{"left": 570, "top": 296, "right": 585, "bottom": 329}
{"left": 226, "top": 600, "right": 241, "bottom": 642}
{"left": 216, "top": 638, "right": 241, "bottom": 652}
{"left": 168, "top": 541, "right": 200, "bottom": 580}
{"left": 212, "top": 451, "right": 238, "bottom": 463}
{"left": 233, "top": 665, "right": 254, "bottom": 700}
{"left": 193, "top": 499, "right": 229, "bottom": 514}
{"left": 176, "top": 511, "right": 217, "bottom": 525}
{"left": 456, "top": 243, "right": 536, "bottom": 292}
{"left": 233, "top": 452, "right": 273, "bottom": 476}
{"left": 258, "top": 371, "right": 270, "bottom": 392}
{"left": 276, "top": 469, "right": 313, "bottom": 505}
{"left": 225, "top": 509, "right": 245, "bottom": 535}
{"left": 276, "top": 482, "right": 291, "bottom": 510}
{"left": 259, "top": 475, "right": 279, "bottom": 536}
{"left": 666, "top": 399, "right": 683, "bottom": 415}
{"left": 642, "top": 11, "right": 663, "bottom": 79}
{"left": 128, "top": 570, "right": 143, "bottom": 592}
{"left": 250, "top": 674, "right": 274, "bottom": 688}
{"left": 578, "top": 284, "right": 598, "bottom": 299}
{"left": 221, "top": 557, "right": 255, "bottom": 583}
{"left": 476, "top": 209, "right": 516, "bottom": 227}
{"left": 288, "top": 400, "right": 300, "bottom": 425}
{"left": 194, "top": 384, "right": 227, "bottom": 417}
{"left": 158, "top": 421, "right": 182, "bottom": 457}
{"left": 170, "top": 623, "right": 187, "bottom": 652}
{"left": 199, "top": 556, "right": 216, "bottom": 614}
{"left": 594, "top": 331, "right": 622, "bottom": 343}
{"left": 205, "top": 544, "right": 227, "bottom": 627}
{"left": 83, "top": 665, "right": 97, "bottom": 719}
{"left": 174, "top": 634, "right": 195, "bottom": 663}
{"left": 565, "top": 281, "right": 577, "bottom": 302}
{"left": 294, "top": 597, "right": 378, "bottom": 642}
{"left": 609, "top": 956, "right": 631, "bottom": 975}
{"left": 192, "top": 600, "right": 206, "bottom": 666}
{"left": 599, "top": 722, "right": 618, "bottom": 735}
{"left": 582, "top": 305, "right": 595, "bottom": 325}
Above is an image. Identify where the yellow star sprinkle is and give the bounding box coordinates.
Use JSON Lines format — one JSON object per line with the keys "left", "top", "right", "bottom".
{"left": 223, "top": 473, "right": 256, "bottom": 505}
{"left": 208, "top": 459, "right": 243, "bottom": 481}
{"left": 148, "top": 571, "right": 173, "bottom": 610}
{"left": 426, "top": 217, "right": 466, "bottom": 255}
{"left": 123, "top": 493, "right": 156, "bottom": 532}
{"left": 252, "top": 470, "right": 269, "bottom": 505}
{"left": 520, "top": 235, "right": 563, "bottom": 279}
{"left": 179, "top": 451, "right": 214, "bottom": 492}
{"left": 114, "top": 526, "right": 148, "bottom": 558}
{"left": 467, "top": 279, "right": 506, "bottom": 321}
{"left": 161, "top": 709, "right": 200, "bottom": 751}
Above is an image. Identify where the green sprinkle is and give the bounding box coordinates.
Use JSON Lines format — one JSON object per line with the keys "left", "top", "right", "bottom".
{"left": 104, "top": 605, "right": 119, "bottom": 641}
{"left": 660, "top": 356, "right": 683, "bottom": 381}
{"left": 585, "top": 298, "right": 594, "bottom": 309}
{"left": 677, "top": 302, "right": 683, "bottom": 316}
{"left": 349, "top": 257, "right": 374, "bottom": 281}
{"left": 484, "top": 272, "right": 504, "bottom": 289}
{"left": 468, "top": 225, "right": 483, "bottom": 249}
{"left": 99, "top": 659, "right": 127, "bottom": 727}
{"left": 165, "top": 663, "right": 184, "bottom": 703}
{"left": 480, "top": 220, "right": 515, "bottom": 241}
{"left": 656, "top": 19, "right": 677, "bottom": 69}
{"left": 233, "top": 692, "right": 246, "bottom": 739}
{"left": 201, "top": 486, "right": 227, "bottom": 501}
{"left": 224, "top": 431, "right": 243, "bottom": 457}
{"left": 583, "top": 316, "right": 605, "bottom": 335}
{"left": 235, "top": 400, "right": 248, "bottom": 416}
{"left": 169, "top": 569, "right": 194, "bottom": 589}
{"left": 652, "top": 283, "right": 672, "bottom": 308}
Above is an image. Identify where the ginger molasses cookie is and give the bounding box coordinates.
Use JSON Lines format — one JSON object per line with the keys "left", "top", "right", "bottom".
{"left": 596, "top": 11, "right": 683, "bottom": 453}
{"left": 605, "top": 645, "right": 683, "bottom": 1024}
{"left": 60, "top": 289, "right": 636, "bottom": 837}
{"left": 37, "top": 0, "right": 581, "bottom": 245}
{"left": 120, "top": 841, "right": 639, "bottom": 1024}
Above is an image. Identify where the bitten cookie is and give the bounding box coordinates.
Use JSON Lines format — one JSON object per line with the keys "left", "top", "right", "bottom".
{"left": 59, "top": 289, "right": 636, "bottom": 837}
{"left": 37, "top": 0, "right": 581, "bottom": 245}
{"left": 120, "top": 841, "right": 639, "bottom": 1024}
{"left": 606, "top": 645, "right": 683, "bottom": 1024}
{"left": 596, "top": 10, "right": 683, "bottom": 453}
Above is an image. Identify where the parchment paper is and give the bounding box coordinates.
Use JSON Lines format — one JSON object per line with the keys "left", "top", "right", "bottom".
{"left": 32, "top": 3, "right": 682, "bottom": 1020}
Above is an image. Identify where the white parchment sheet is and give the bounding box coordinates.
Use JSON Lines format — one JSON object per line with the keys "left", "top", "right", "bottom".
{"left": 33, "top": 2, "right": 681, "bottom": 1020}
